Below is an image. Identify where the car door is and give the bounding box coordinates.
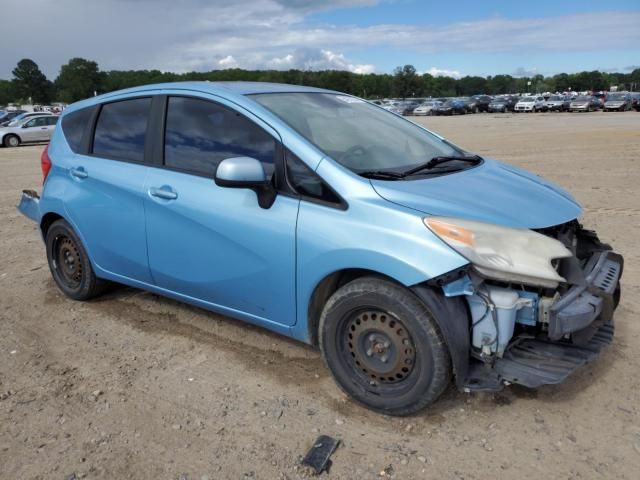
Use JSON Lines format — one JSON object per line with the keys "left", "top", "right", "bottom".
{"left": 143, "top": 95, "right": 299, "bottom": 326}
{"left": 20, "top": 117, "right": 48, "bottom": 142}
{"left": 61, "top": 98, "right": 154, "bottom": 283}
{"left": 43, "top": 116, "right": 58, "bottom": 140}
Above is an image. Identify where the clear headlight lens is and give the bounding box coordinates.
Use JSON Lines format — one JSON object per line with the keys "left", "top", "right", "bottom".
{"left": 424, "top": 217, "right": 573, "bottom": 288}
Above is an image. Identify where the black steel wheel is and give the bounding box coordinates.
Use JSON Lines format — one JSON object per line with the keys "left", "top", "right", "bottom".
{"left": 52, "top": 235, "right": 83, "bottom": 290}
{"left": 344, "top": 309, "right": 416, "bottom": 385}
{"left": 319, "top": 277, "right": 451, "bottom": 416}
{"left": 46, "top": 219, "right": 109, "bottom": 300}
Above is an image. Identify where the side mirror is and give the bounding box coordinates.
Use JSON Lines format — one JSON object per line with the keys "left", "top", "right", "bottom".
{"left": 214, "top": 156, "right": 276, "bottom": 209}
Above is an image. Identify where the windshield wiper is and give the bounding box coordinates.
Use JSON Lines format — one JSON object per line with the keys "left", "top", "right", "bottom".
{"left": 359, "top": 155, "right": 481, "bottom": 180}
{"left": 358, "top": 170, "right": 405, "bottom": 180}
{"left": 402, "top": 155, "right": 482, "bottom": 177}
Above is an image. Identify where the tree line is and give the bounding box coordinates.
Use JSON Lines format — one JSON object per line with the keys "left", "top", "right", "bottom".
{"left": 2, "top": 58, "right": 639, "bottom": 106}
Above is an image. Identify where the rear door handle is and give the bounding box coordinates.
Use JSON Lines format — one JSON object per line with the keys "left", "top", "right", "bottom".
{"left": 70, "top": 167, "right": 88, "bottom": 179}
{"left": 149, "top": 186, "right": 178, "bottom": 200}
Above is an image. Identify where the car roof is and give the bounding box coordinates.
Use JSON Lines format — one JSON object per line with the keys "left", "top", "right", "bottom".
{"left": 106, "top": 81, "right": 335, "bottom": 97}
{"left": 65, "top": 81, "right": 340, "bottom": 114}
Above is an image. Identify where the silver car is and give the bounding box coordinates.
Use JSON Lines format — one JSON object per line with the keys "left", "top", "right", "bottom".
{"left": 545, "top": 95, "right": 571, "bottom": 112}
{"left": 0, "top": 110, "right": 55, "bottom": 127}
{"left": 603, "top": 93, "right": 632, "bottom": 112}
{"left": 569, "top": 96, "right": 601, "bottom": 112}
{"left": 0, "top": 115, "right": 59, "bottom": 147}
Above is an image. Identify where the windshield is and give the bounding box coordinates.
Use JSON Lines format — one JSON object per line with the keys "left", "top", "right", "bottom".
{"left": 251, "top": 92, "right": 464, "bottom": 174}
{"left": 607, "top": 94, "right": 626, "bottom": 101}
{"left": 549, "top": 96, "right": 563, "bottom": 101}
{"left": 575, "top": 96, "right": 590, "bottom": 101}
{"left": 520, "top": 98, "right": 534, "bottom": 103}
{"left": 492, "top": 99, "right": 507, "bottom": 104}
{"left": 7, "top": 113, "right": 31, "bottom": 126}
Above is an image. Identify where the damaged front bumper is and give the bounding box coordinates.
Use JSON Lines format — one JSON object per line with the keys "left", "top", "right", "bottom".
{"left": 460, "top": 248, "right": 623, "bottom": 392}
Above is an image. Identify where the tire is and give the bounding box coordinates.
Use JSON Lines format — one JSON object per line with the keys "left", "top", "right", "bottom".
{"left": 45, "top": 219, "right": 109, "bottom": 301}
{"left": 319, "top": 277, "right": 452, "bottom": 416}
{"left": 3, "top": 134, "right": 20, "bottom": 148}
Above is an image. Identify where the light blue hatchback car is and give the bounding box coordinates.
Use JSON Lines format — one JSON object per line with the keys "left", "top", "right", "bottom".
{"left": 18, "top": 82, "right": 623, "bottom": 415}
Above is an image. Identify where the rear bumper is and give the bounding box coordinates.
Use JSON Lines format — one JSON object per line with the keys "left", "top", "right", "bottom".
{"left": 17, "top": 189, "right": 41, "bottom": 223}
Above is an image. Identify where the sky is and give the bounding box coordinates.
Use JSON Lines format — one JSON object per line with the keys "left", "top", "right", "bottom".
{"left": 1, "top": 0, "right": 639, "bottom": 80}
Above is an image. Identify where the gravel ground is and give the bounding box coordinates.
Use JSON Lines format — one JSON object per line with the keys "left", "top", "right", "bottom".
{"left": 1, "top": 111, "right": 639, "bottom": 479}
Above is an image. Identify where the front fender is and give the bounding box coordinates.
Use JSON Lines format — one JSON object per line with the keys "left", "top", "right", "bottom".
{"left": 290, "top": 191, "right": 468, "bottom": 342}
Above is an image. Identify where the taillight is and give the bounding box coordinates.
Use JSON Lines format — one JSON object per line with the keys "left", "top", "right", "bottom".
{"left": 41, "top": 145, "right": 52, "bottom": 184}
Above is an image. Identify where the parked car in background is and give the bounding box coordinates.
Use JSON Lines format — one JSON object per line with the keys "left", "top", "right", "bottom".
{"left": 603, "top": 93, "right": 632, "bottom": 112}
{"left": 632, "top": 93, "right": 640, "bottom": 111}
{"left": 0, "top": 109, "right": 26, "bottom": 125}
{"left": 569, "top": 96, "right": 601, "bottom": 112}
{"left": 413, "top": 100, "right": 442, "bottom": 116}
{"left": 470, "top": 95, "right": 493, "bottom": 112}
{"left": 399, "top": 100, "right": 421, "bottom": 116}
{"left": 488, "top": 96, "right": 518, "bottom": 113}
{"left": 460, "top": 97, "right": 479, "bottom": 113}
{"left": 0, "top": 115, "right": 59, "bottom": 147}
{"left": 1, "top": 110, "right": 56, "bottom": 127}
{"left": 432, "top": 98, "right": 467, "bottom": 115}
{"left": 381, "top": 101, "right": 404, "bottom": 115}
{"left": 514, "top": 96, "right": 546, "bottom": 112}
{"left": 545, "top": 95, "right": 571, "bottom": 112}
{"left": 17, "top": 81, "right": 623, "bottom": 416}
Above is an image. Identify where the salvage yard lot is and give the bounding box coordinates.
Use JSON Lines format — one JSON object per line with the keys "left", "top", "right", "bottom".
{"left": 1, "top": 111, "right": 639, "bottom": 479}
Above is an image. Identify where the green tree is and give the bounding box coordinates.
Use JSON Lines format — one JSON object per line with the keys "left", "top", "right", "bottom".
{"left": 393, "top": 65, "right": 420, "bottom": 99}
{"left": 0, "top": 80, "right": 15, "bottom": 106}
{"left": 11, "top": 58, "right": 52, "bottom": 103}
{"left": 55, "top": 58, "right": 104, "bottom": 103}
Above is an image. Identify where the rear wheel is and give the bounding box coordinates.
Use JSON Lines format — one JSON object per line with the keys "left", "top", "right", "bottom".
{"left": 3, "top": 135, "right": 20, "bottom": 148}
{"left": 319, "top": 277, "right": 451, "bottom": 416}
{"left": 45, "top": 219, "right": 109, "bottom": 300}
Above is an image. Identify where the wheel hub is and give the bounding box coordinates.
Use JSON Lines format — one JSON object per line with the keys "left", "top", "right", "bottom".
{"left": 346, "top": 310, "right": 415, "bottom": 384}
{"left": 55, "top": 236, "right": 82, "bottom": 287}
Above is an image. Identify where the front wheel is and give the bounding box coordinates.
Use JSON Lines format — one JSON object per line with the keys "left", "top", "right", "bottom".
{"left": 46, "top": 219, "right": 109, "bottom": 300}
{"left": 319, "top": 277, "right": 451, "bottom": 416}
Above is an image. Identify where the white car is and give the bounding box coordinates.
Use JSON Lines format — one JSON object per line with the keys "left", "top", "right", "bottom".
{"left": 514, "top": 96, "right": 546, "bottom": 112}
{"left": 0, "top": 115, "right": 59, "bottom": 147}
{"left": 412, "top": 101, "right": 442, "bottom": 116}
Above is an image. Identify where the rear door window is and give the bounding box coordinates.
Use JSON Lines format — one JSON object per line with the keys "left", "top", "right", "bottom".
{"left": 93, "top": 98, "right": 151, "bottom": 162}
{"left": 164, "top": 96, "right": 276, "bottom": 178}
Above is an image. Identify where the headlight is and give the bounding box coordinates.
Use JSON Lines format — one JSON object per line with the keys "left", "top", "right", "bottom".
{"left": 424, "top": 217, "right": 572, "bottom": 288}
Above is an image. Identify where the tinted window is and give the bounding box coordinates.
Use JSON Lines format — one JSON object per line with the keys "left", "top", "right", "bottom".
{"left": 93, "top": 98, "right": 151, "bottom": 162}
{"left": 164, "top": 96, "right": 276, "bottom": 177}
{"left": 62, "top": 107, "right": 93, "bottom": 153}
{"left": 46, "top": 116, "right": 59, "bottom": 126}
{"left": 285, "top": 149, "right": 341, "bottom": 206}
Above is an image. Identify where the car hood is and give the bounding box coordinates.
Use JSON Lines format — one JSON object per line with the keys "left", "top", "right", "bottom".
{"left": 370, "top": 158, "right": 582, "bottom": 229}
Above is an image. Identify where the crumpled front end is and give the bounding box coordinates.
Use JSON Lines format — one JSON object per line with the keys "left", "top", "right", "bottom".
{"left": 437, "top": 220, "right": 623, "bottom": 391}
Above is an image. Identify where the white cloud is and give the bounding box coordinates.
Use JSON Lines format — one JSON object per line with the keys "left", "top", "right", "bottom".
{"left": 421, "top": 67, "right": 462, "bottom": 79}
{"left": 217, "top": 55, "right": 239, "bottom": 69}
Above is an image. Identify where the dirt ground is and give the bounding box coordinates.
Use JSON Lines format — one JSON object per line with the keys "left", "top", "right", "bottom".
{"left": 1, "top": 111, "right": 639, "bottom": 480}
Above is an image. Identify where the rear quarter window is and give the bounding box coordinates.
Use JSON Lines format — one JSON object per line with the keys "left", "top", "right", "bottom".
{"left": 61, "top": 107, "right": 94, "bottom": 153}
